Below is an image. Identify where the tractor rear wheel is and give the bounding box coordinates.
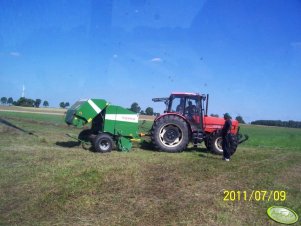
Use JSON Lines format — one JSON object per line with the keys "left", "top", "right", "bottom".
{"left": 228, "top": 133, "right": 238, "bottom": 155}
{"left": 207, "top": 130, "right": 238, "bottom": 155}
{"left": 93, "top": 133, "right": 114, "bottom": 153}
{"left": 151, "top": 115, "right": 189, "bottom": 153}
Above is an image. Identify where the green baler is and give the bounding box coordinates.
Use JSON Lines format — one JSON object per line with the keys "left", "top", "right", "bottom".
{"left": 65, "top": 99, "right": 139, "bottom": 152}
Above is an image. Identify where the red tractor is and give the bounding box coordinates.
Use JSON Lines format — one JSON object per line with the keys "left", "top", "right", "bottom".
{"left": 151, "top": 92, "right": 248, "bottom": 154}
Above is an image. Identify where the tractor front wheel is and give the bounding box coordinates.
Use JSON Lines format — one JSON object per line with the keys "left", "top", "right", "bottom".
{"left": 151, "top": 115, "right": 189, "bottom": 153}
{"left": 93, "top": 133, "right": 114, "bottom": 153}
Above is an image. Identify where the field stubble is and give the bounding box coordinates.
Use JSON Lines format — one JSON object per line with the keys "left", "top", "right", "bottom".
{"left": 0, "top": 111, "right": 300, "bottom": 225}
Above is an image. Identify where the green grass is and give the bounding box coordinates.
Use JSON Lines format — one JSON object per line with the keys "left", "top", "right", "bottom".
{"left": 0, "top": 111, "right": 66, "bottom": 125}
{"left": 239, "top": 124, "right": 301, "bottom": 150}
{"left": 0, "top": 111, "right": 301, "bottom": 225}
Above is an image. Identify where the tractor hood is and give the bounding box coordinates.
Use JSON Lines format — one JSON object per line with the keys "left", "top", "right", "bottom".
{"left": 203, "top": 116, "right": 239, "bottom": 134}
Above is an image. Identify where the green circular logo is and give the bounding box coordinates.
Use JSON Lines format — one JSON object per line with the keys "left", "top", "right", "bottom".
{"left": 267, "top": 206, "right": 299, "bottom": 224}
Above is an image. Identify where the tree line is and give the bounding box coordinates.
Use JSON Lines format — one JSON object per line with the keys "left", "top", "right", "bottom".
{"left": 251, "top": 120, "right": 301, "bottom": 129}
{"left": 1, "top": 96, "right": 70, "bottom": 109}
{"left": 1, "top": 97, "right": 49, "bottom": 108}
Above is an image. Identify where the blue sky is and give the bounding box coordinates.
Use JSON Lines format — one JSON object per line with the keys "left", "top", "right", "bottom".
{"left": 0, "top": 0, "right": 300, "bottom": 122}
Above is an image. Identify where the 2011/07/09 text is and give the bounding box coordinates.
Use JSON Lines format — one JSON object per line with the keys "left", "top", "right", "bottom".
{"left": 223, "top": 190, "right": 286, "bottom": 202}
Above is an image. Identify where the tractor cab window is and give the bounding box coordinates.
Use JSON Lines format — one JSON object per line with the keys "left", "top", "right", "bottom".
{"left": 184, "top": 98, "right": 198, "bottom": 118}
{"left": 170, "top": 96, "right": 200, "bottom": 120}
{"left": 171, "top": 97, "right": 185, "bottom": 114}
{"left": 184, "top": 98, "right": 201, "bottom": 124}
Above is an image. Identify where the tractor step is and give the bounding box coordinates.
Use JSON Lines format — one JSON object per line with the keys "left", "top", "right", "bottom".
{"left": 192, "top": 130, "right": 205, "bottom": 143}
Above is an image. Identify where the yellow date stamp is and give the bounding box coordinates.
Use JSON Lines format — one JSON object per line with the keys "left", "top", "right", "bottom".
{"left": 223, "top": 190, "right": 287, "bottom": 202}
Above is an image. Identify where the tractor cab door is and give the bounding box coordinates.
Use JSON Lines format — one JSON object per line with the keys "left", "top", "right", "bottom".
{"left": 184, "top": 98, "right": 200, "bottom": 125}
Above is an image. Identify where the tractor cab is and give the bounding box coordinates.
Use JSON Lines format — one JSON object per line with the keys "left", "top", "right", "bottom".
{"left": 167, "top": 93, "right": 207, "bottom": 125}
{"left": 153, "top": 92, "right": 208, "bottom": 129}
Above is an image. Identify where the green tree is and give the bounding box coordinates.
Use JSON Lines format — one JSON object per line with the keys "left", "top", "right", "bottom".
{"left": 235, "top": 116, "right": 245, "bottom": 124}
{"left": 140, "top": 110, "right": 145, "bottom": 115}
{"left": 1, "top": 97, "right": 7, "bottom": 105}
{"left": 59, "top": 102, "right": 65, "bottom": 108}
{"left": 65, "top": 102, "right": 70, "bottom": 108}
{"left": 43, "top": 100, "right": 49, "bottom": 107}
{"left": 7, "top": 97, "right": 13, "bottom": 105}
{"left": 16, "top": 97, "right": 35, "bottom": 107}
{"left": 145, "top": 107, "right": 154, "bottom": 116}
{"left": 210, "top": 114, "right": 219, "bottom": 117}
{"left": 130, "top": 102, "right": 141, "bottom": 113}
{"left": 34, "top": 99, "right": 42, "bottom": 108}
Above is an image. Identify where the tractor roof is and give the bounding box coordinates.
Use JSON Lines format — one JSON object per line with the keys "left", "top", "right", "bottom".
{"left": 171, "top": 92, "right": 200, "bottom": 96}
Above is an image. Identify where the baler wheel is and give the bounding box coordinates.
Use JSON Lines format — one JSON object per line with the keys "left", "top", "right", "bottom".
{"left": 93, "top": 133, "right": 114, "bottom": 153}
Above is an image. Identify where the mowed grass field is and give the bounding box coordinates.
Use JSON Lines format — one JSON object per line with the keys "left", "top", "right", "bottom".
{"left": 0, "top": 109, "right": 300, "bottom": 225}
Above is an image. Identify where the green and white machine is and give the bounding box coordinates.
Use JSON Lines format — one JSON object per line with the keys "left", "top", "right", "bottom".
{"left": 65, "top": 99, "right": 139, "bottom": 152}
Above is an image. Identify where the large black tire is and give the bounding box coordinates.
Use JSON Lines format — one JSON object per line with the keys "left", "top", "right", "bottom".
{"left": 228, "top": 133, "right": 238, "bottom": 155}
{"left": 207, "top": 130, "right": 238, "bottom": 155}
{"left": 93, "top": 133, "right": 114, "bottom": 153}
{"left": 151, "top": 115, "right": 189, "bottom": 153}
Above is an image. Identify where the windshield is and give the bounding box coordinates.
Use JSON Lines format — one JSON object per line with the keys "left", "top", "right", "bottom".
{"left": 170, "top": 96, "right": 200, "bottom": 115}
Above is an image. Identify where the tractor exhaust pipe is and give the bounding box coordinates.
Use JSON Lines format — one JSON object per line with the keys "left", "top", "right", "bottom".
{"left": 205, "top": 94, "right": 209, "bottom": 116}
